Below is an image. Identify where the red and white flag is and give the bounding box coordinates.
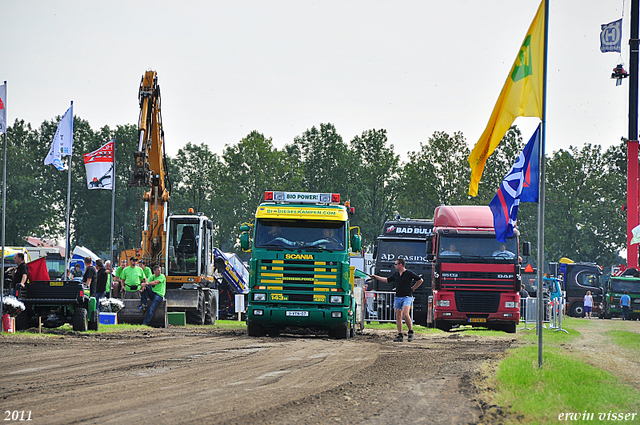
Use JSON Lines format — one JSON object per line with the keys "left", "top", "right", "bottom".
{"left": 0, "top": 84, "right": 6, "bottom": 134}
{"left": 83, "top": 140, "right": 114, "bottom": 190}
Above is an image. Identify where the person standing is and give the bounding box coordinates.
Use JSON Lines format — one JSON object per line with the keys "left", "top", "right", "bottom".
{"left": 120, "top": 257, "right": 145, "bottom": 300}
{"left": 10, "top": 252, "right": 28, "bottom": 296}
{"left": 584, "top": 290, "right": 594, "bottom": 319}
{"left": 370, "top": 258, "right": 423, "bottom": 342}
{"left": 620, "top": 290, "right": 631, "bottom": 321}
{"left": 94, "top": 259, "right": 109, "bottom": 306}
{"left": 139, "top": 265, "right": 166, "bottom": 326}
{"left": 83, "top": 257, "right": 97, "bottom": 296}
{"left": 139, "top": 260, "right": 152, "bottom": 283}
{"left": 114, "top": 259, "right": 127, "bottom": 298}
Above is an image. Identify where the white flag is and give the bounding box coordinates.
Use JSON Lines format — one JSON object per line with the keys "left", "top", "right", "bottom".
{"left": 83, "top": 140, "right": 114, "bottom": 190}
{"left": 44, "top": 103, "right": 74, "bottom": 171}
{"left": 0, "top": 84, "right": 6, "bottom": 134}
{"left": 631, "top": 224, "right": 640, "bottom": 245}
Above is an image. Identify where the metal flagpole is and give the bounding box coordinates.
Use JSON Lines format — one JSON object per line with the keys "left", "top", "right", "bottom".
{"left": 1, "top": 81, "right": 7, "bottom": 323}
{"left": 628, "top": 0, "right": 639, "bottom": 269}
{"left": 110, "top": 138, "right": 116, "bottom": 266}
{"left": 64, "top": 101, "right": 73, "bottom": 274}
{"left": 537, "top": 0, "right": 550, "bottom": 368}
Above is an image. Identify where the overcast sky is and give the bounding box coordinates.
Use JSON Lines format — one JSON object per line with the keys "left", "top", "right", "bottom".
{"left": 1, "top": 0, "right": 632, "bottom": 160}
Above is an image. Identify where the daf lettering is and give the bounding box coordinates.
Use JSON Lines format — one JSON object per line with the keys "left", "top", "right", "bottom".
{"left": 497, "top": 274, "right": 514, "bottom": 279}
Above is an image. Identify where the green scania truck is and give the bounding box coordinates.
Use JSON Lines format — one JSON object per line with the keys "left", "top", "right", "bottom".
{"left": 240, "top": 191, "right": 361, "bottom": 338}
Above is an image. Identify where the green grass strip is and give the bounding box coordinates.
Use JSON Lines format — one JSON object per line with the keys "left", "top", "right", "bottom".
{"left": 607, "top": 330, "right": 640, "bottom": 352}
{"left": 494, "top": 345, "right": 640, "bottom": 424}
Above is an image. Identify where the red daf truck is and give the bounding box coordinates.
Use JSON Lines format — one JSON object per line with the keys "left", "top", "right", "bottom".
{"left": 427, "top": 205, "right": 527, "bottom": 333}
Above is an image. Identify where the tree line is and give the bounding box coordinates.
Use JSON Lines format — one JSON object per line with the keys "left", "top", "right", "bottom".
{"left": 1, "top": 116, "right": 626, "bottom": 268}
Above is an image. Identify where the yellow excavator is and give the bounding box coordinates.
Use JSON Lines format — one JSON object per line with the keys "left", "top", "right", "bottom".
{"left": 122, "top": 70, "right": 218, "bottom": 325}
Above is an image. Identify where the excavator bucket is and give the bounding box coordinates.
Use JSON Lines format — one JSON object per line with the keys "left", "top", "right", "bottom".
{"left": 165, "top": 289, "right": 200, "bottom": 309}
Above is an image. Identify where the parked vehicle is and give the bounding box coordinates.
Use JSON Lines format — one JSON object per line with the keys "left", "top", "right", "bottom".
{"left": 601, "top": 275, "right": 640, "bottom": 319}
{"left": 548, "top": 260, "right": 603, "bottom": 317}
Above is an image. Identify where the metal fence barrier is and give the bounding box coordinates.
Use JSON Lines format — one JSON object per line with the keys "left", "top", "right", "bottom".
{"left": 519, "top": 297, "right": 567, "bottom": 333}
{"left": 365, "top": 291, "right": 413, "bottom": 323}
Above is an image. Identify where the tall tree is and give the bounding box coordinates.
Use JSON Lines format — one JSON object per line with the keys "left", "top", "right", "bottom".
{"left": 350, "top": 128, "right": 399, "bottom": 246}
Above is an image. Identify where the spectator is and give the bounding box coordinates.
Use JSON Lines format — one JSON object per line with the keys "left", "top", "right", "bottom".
{"left": 621, "top": 290, "right": 631, "bottom": 321}
{"left": 10, "top": 252, "right": 28, "bottom": 296}
{"left": 94, "top": 259, "right": 108, "bottom": 305}
{"left": 139, "top": 265, "right": 166, "bottom": 326}
{"left": 120, "top": 257, "right": 145, "bottom": 300}
{"left": 83, "top": 257, "right": 97, "bottom": 296}
{"left": 584, "top": 290, "right": 594, "bottom": 319}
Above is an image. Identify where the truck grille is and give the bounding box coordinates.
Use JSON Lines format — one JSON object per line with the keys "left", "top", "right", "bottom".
{"left": 455, "top": 291, "right": 500, "bottom": 313}
{"left": 257, "top": 259, "right": 342, "bottom": 304}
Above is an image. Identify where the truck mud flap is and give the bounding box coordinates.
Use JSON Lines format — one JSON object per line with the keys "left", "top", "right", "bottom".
{"left": 117, "top": 299, "right": 168, "bottom": 328}
{"left": 165, "top": 289, "right": 199, "bottom": 309}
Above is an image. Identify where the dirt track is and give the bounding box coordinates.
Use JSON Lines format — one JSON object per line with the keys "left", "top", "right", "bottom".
{"left": 0, "top": 328, "right": 515, "bottom": 424}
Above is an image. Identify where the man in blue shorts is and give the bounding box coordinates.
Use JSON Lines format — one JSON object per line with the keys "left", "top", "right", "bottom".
{"left": 370, "top": 258, "right": 423, "bottom": 342}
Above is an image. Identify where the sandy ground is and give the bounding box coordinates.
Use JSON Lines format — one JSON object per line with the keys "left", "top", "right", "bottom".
{"left": 0, "top": 327, "right": 515, "bottom": 425}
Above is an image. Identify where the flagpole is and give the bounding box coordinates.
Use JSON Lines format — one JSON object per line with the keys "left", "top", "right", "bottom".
{"left": 64, "top": 101, "right": 73, "bottom": 274}
{"left": 536, "top": 0, "right": 550, "bottom": 368}
{"left": 1, "top": 81, "right": 7, "bottom": 323}
{"left": 110, "top": 138, "right": 116, "bottom": 267}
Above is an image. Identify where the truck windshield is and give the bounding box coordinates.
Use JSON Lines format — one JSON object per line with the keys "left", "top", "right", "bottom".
{"left": 167, "top": 220, "right": 199, "bottom": 274}
{"left": 377, "top": 240, "right": 429, "bottom": 264}
{"left": 255, "top": 219, "right": 346, "bottom": 251}
{"left": 438, "top": 236, "right": 518, "bottom": 263}
{"left": 610, "top": 278, "right": 640, "bottom": 294}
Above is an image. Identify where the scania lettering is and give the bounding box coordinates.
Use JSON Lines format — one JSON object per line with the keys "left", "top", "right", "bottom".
{"left": 241, "top": 191, "right": 361, "bottom": 338}
{"left": 372, "top": 218, "right": 433, "bottom": 325}
{"left": 428, "top": 205, "right": 527, "bottom": 333}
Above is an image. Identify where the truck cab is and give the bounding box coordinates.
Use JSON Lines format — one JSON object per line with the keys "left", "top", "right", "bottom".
{"left": 549, "top": 261, "right": 603, "bottom": 317}
{"left": 602, "top": 275, "right": 640, "bottom": 319}
{"left": 242, "top": 191, "right": 361, "bottom": 338}
{"left": 429, "top": 205, "right": 521, "bottom": 333}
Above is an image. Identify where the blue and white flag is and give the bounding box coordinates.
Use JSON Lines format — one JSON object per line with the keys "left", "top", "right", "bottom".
{"left": 601, "top": 18, "right": 622, "bottom": 53}
{"left": 44, "top": 103, "right": 74, "bottom": 171}
{"left": 489, "top": 125, "right": 540, "bottom": 242}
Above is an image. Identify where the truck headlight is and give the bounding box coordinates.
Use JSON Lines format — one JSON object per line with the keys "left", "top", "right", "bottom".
{"left": 253, "top": 293, "right": 266, "bottom": 301}
{"left": 330, "top": 295, "right": 343, "bottom": 304}
{"left": 331, "top": 311, "right": 342, "bottom": 318}
{"left": 436, "top": 300, "right": 450, "bottom": 307}
{"left": 505, "top": 302, "right": 517, "bottom": 308}
{"left": 253, "top": 309, "right": 264, "bottom": 316}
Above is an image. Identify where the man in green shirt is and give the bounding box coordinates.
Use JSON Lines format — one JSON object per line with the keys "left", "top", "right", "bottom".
{"left": 140, "top": 265, "right": 166, "bottom": 326}
{"left": 114, "top": 259, "right": 128, "bottom": 298}
{"left": 120, "top": 257, "right": 146, "bottom": 299}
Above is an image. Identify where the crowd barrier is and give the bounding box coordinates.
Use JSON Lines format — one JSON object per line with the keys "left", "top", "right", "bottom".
{"left": 519, "top": 297, "right": 568, "bottom": 333}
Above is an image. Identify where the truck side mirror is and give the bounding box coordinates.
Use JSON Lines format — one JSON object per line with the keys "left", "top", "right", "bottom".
{"left": 426, "top": 239, "right": 433, "bottom": 256}
{"left": 522, "top": 242, "right": 531, "bottom": 257}
{"left": 240, "top": 232, "right": 250, "bottom": 251}
{"left": 351, "top": 234, "right": 362, "bottom": 253}
{"left": 427, "top": 253, "right": 435, "bottom": 262}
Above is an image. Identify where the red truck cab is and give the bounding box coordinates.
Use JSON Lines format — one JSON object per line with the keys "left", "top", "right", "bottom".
{"left": 428, "top": 205, "right": 522, "bottom": 333}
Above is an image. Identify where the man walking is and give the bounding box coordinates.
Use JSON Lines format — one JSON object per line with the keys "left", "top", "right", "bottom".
{"left": 621, "top": 290, "right": 631, "bottom": 321}
{"left": 370, "top": 258, "right": 423, "bottom": 342}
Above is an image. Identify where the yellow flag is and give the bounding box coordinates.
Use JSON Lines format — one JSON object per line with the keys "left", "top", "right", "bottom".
{"left": 468, "top": 0, "right": 545, "bottom": 197}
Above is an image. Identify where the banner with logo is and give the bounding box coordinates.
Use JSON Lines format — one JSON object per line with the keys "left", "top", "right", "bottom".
{"left": 600, "top": 18, "right": 622, "bottom": 53}
{"left": 83, "top": 140, "right": 114, "bottom": 189}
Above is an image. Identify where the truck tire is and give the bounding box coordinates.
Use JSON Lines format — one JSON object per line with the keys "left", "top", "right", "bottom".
{"left": 247, "top": 320, "right": 265, "bottom": 337}
{"left": 503, "top": 322, "right": 517, "bottom": 334}
{"left": 186, "top": 290, "right": 205, "bottom": 325}
{"left": 331, "top": 324, "right": 351, "bottom": 339}
{"left": 73, "top": 307, "right": 88, "bottom": 332}
{"left": 434, "top": 320, "right": 451, "bottom": 332}
{"left": 570, "top": 302, "right": 585, "bottom": 318}
{"left": 204, "top": 290, "right": 213, "bottom": 325}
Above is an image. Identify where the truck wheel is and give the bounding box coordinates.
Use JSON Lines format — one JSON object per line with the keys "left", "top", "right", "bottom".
{"left": 73, "top": 307, "right": 88, "bottom": 332}
{"left": 247, "top": 320, "right": 265, "bottom": 337}
{"left": 186, "top": 291, "right": 205, "bottom": 325}
{"left": 570, "top": 302, "right": 585, "bottom": 318}
{"left": 504, "top": 322, "right": 516, "bottom": 334}
{"left": 435, "top": 320, "right": 451, "bottom": 332}
{"left": 331, "top": 325, "right": 350, "bottom": 339}
{"left": 204, "top": 290, "right": 213, "bottom": 325}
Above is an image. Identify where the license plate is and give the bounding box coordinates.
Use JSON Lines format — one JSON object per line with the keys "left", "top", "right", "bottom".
{"left": 634, "top": 310, "right": 640, "bottom": 313}
{"left": 286, "top": 311, "right": 309, "bottom": 317}
{"left": 50, "top": 281, "right": 63, "bottom": 286}
{"left": 468, "top": 318, "right": 486, "bottom": 323}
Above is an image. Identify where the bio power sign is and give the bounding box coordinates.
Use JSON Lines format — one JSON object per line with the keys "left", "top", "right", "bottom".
{"left": 273, "top": 191, "right": 332, "bottom": 203}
